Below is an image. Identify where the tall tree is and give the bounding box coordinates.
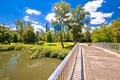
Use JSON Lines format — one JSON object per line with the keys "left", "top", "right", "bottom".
{"left": 84, "top": 27, "right": 91, "bottom": 42}
{"left": 67, "top": 5, "right": 89, "bottom": 44}
{"left": 52, "top": 1, "right": 70, "bottom": 48}
{"left": 110, "top": 18, "right": 120, "bottom": 43}
{"left": 22, "top": 27, "right": 37, "bottom": 44}
{"left": 15, "top": 20, "right": 24, "bottom": 42}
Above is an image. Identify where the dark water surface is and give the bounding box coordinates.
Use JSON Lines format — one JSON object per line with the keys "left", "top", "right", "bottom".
{"left": 0, "top": 51, "right": 61, "bottom": 80}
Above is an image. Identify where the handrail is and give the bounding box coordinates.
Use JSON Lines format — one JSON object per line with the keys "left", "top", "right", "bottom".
{"left": 48, "top": 43, "right": 79, "bottom": 80}
{"left": 92, "top": 43, "right": 120, "bottom": 53}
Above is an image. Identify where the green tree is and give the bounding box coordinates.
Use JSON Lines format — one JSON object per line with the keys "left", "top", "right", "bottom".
{"left": 84, "top": 27, "right": 91, "bottom": 42}
{"left": 46, "top": 31, "right": 53, "bottom": 44}
{"left": 12, "top": 32, "right": 20, "bottom": 43}
{"left": 67, "top": 5, "right": 89, "bottom": 44}
{"left": 91, "top": 25, "right": 114, "bottom": 42}
{"left": 15, "top": 20, "right": 24, "bottom": 42}
{"left": 52, "top": 1, "right": 70, "bottom": 48}
{"left": 39, "top": 30, "right": 46, "bottom": 41}
{"left": 110, "top": 18, "right": 120, "bottom": 43}
{"left": 22, "top": 27, "right": 37, "bottom": 44}
{"left": 0, "top": 25, "right": 12, "bottom": 45}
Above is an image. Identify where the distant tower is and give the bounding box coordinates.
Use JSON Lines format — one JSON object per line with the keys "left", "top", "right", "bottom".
{"left": 46, "top": 23, "right": 50, "bottom": 32}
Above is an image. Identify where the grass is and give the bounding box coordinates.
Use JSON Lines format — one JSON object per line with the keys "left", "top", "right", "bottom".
{"left": 0, "top": 42, "right": 74, "bottom": 60}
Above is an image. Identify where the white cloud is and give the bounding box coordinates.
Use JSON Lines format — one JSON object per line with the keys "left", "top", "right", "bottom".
{"left": 24, "top": 16, "right": 30, "bottom": 21}
{"left": 84, "top": 0, "right": 113, "bottom": 25}
{"left": 31, "top": 20, "right": 39, "bottom": 24}
{"left": 32, "top": 24, "right": 45, "bottom": 32}
{"left": 84, "top": 0, "right": 104, "bottom": 13}
{"left": 45, "top": 12, "right": 56, "bottom": 22}
{"left": 26, "top": 8, "right": 41, "bottom": 15}
{"left": 90, "top": 12, "right": 113, "bottom": 24}
{"left": 118, "top": 6, "right": 120, "bottom": 9}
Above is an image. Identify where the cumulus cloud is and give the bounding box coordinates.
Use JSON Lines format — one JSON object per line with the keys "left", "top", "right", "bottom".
{"left": 84, "top": 0, "right": 104, "bottom": 13}
{"left": 45, "top": 12, "right": 56, "bottom": 22}
{"left": 26, "top": 8, "right": 41, "bottom": 15}
{"left": 90, "top": 12, "right": 113, "bottom": 24}
{"left": 84, "top": 0, "right": 113, "bottom": 25}
{"left": 32, "top": 24, "right": 45, "bottom": 31}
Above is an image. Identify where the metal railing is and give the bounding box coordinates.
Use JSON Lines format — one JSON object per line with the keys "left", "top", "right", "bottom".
{"left": 92, "top": 43, "right": 120, "bottom": 53}
{"left": 48, "top": 43, "right": 79, "bottom": 80}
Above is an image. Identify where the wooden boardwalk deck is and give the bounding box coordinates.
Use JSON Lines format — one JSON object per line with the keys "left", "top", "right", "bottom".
{"left": 71, "top": 45, "right": 120, "bottom": 80}
{"left": 71, "top": 46, "right": 81, "bottom": 80}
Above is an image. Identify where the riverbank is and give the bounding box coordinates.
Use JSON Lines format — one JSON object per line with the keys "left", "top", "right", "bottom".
{"left": 0, "top": 43, "right": 74, "bottom": 60}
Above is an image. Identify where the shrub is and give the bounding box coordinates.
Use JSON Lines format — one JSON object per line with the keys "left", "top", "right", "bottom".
{"left": 41, "top": 48, "right": 51, "bottom": 57}
{"left": 30, "top": 47, "right": 42, "bottom": 59}
{"left": 37, "top": 41, "right": 44, "bottom": 45}
{"left": 50, "top": 49, "right": 59, "bottom": 58}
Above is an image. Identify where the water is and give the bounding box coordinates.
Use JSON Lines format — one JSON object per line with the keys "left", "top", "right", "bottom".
{"left": 0, "top": 51, "right": 61, "bottom": 80}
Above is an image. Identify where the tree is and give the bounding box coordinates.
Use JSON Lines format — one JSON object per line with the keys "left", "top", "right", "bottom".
{"left": 46, "top": 31, "right": 53, "bottom": 44}
{"left": 22, "top": 27, "right": 37, "bottom": 44}
{"left": 110, "top": 18, "right": 120, "bottom": 43}
{"left": 15, "top": 20, "right": 24, "bottom": 42}
{"left": 12, "top": 32, "right": 20, "bottom": 43}
{"left": 67, "top": 5, "right": 89, "bottom": 44}
{"left": 91, "top": 25, "right": 114, "bottom": 42}
{"left": 84, "top": 27, "right": 91, "bottom": 42}
{"left": 52, "top": 1, "right": 70, "bottom": 48}
{"left": 39, "top": 30, "right": 46, "bottom": 41}
{"left": 0, "top": 25, "right": 12, "bottom": 45}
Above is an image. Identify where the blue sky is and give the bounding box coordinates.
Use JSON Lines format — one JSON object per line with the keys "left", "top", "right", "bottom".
{"left": 0, "top": 0, "right": 120, "bottom": 31}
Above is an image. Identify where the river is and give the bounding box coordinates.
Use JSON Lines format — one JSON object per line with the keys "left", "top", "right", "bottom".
{"left": 0, "top": 51, "right": 61, "bottom": 80}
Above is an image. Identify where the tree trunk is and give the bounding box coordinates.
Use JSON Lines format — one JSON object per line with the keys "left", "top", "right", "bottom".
{"left": 60, "top": 32, "right": 64, "bottom": 48}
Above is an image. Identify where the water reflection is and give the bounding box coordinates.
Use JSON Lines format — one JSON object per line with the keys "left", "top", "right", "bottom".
{"left": 0, "top": 51, "right": 61, "bottom": 80}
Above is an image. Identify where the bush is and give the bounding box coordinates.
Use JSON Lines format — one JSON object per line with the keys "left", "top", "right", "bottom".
{"left": 30, "top": 47, "right": 43, "bottom": 59}
{"left": 0, "top": 45, "right": 15, "bottom": 51}
{"left": 57, "top": 49, "right": 69, "bottom": 60}
{"left": 41, "top": 48, "right": 51, "bottom": 57}
{"left": 37, "top": 41, "right": 44, "bottom": 45}
{"left": 50, "top": 49, "right": 59, "bottom": 58}
{"left": 14, "top": 46, "right": 23, "bottom": 50}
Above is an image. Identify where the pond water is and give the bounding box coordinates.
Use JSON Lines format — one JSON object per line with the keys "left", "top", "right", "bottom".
{"left": 0, "top": 51, "right": 61, "bottom": 80}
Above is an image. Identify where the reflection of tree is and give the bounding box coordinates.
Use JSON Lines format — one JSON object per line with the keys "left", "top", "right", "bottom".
{"left": 0, "top": 52, "right": 12, "bottom": 69}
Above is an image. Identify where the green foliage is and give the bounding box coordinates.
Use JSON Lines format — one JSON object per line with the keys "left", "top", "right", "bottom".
{"left": 52, "top": 1, "right": 71, "bottom": 48}
{"left": 37, "top": 41, "right": 44, "bottom": 45}
{"left": 0, "top": 45, "right": 14, "bottom": 51}
{"left": 41, "top": 48, "right": 51, "bottom": 57}
{"left": 30, "top": 44, "right": 70, "bottom": 60}
{"left": 12, "top": 32, "right": 20, "bottom": 43}
{"left": 22, "top": 27, "right": 37, "bottom": 44}
{"left": 45, "top": 31, "right": 53, "bottom": 44}
{"left": 84, "top": 27, "right": 91, "bottom": 42}
{"left": 67, "top": 5, "right": 89, "bottom": 44}
{"left": 110, "top": 18, "right": 120, "bottom": 43}
{"left": 0, "top": 25, "right": 12, "bottom": 45}
{"left": 91, "top": 25, "right": 114, "bottom": 42}
{"left": 30, "top": 47, "right": 43, "bottom": 59}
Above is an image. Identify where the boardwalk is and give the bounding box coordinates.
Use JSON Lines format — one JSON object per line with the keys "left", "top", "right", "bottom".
{"left": 71, "top": 46, "right": 81, "bottom": 80}
{"left": 48, "top": 44, "right": 120, "bottom": 80}
{"left": 83, "top": 46, "right": 120, "bottom": 80}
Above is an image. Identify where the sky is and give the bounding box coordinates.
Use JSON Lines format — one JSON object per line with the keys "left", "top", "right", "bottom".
{"left": 0, "top": 0, "right": 120, "bottom": 31}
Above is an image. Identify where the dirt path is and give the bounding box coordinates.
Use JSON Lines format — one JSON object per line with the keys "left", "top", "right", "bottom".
{"left": 83, "top": 46, "right": 120, "bottom": 80}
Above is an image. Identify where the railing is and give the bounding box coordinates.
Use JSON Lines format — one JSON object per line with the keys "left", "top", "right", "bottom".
{"left": 48, "top": 43, "right": 79, "bottom": 80}
{"left": 92, "top": 43, "right": 120, "bottom": 53}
